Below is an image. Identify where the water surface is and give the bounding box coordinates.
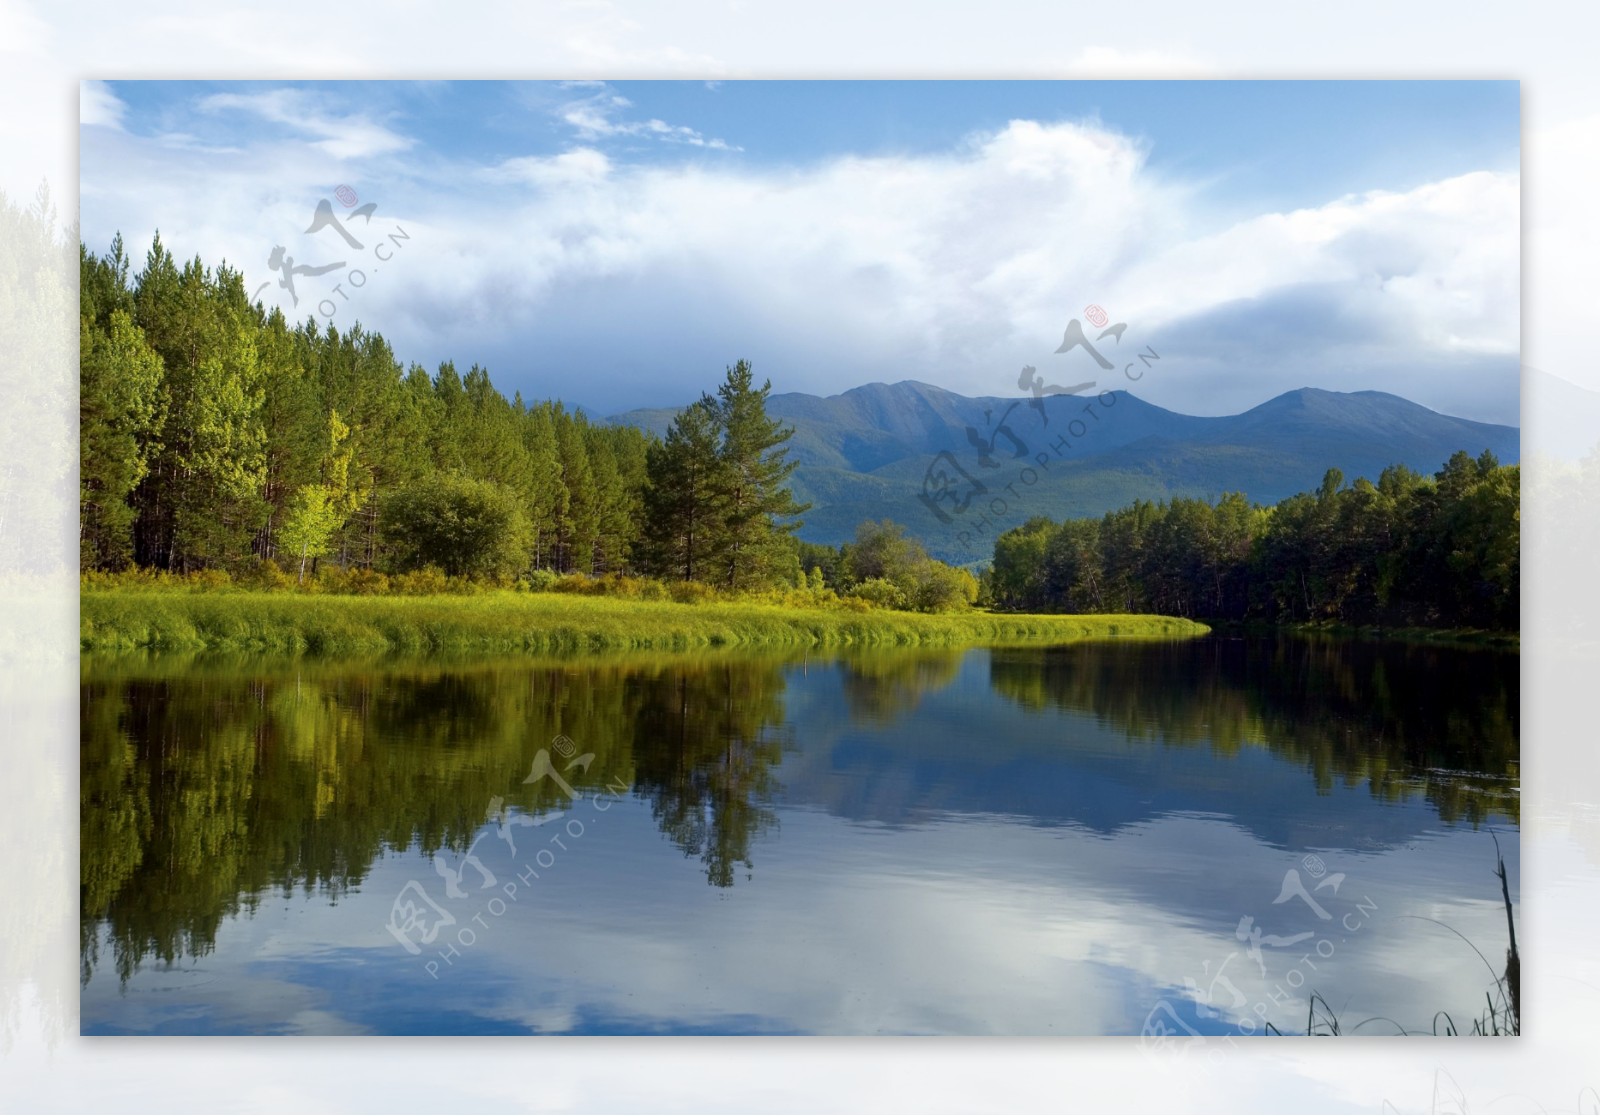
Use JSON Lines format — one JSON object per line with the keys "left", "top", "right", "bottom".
{"left": 80, "top": 635, "right": 1520, "bottom": 1035}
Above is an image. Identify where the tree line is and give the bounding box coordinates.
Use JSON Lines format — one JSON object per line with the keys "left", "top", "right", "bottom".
{"left": 79, "top": 234, "right": 809, "bottom": 590}
{"left": 988, "top": 453, "right": 1519, "bottom": 630}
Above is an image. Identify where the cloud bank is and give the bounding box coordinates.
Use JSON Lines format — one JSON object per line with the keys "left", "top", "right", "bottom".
{"left": 78, "top": 84, "right": 1519, "bottom": 423}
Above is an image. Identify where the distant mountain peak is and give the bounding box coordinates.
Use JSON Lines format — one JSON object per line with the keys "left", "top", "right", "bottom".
{"left": 610, "top": 381, "right": 1519, "bottom": 560}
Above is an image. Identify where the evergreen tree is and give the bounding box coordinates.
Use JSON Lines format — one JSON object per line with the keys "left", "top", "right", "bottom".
{"left": 552, "top": 404, "right": 598, "bottom": 573}
{"left": 521, "top": 401, "right": 567, "bottom": 569}
{"left": 640, "top": 398, "right": 724, "bottom": 582}
{"left": 79, "top": 308, "right": 165, "bottom": 569}
{"left": 703, "top": 360, "right": 809, "bottom": 591}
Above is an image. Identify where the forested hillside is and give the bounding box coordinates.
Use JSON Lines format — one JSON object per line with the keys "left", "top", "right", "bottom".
{"left": 989, "top": 453, "right": 1519, "bottom": 630}
{"left": 79, "top": 235, "right": 806, "bottom": 590}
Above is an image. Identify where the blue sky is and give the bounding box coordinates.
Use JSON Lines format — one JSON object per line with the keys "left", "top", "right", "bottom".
{"left": 80, "top": 80, "right": 1520, "bottom": 422}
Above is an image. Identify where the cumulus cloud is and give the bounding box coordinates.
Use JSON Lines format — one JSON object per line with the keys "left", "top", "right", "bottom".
{"left": 79, "top": 95, "right": 1519, "bottom": 422}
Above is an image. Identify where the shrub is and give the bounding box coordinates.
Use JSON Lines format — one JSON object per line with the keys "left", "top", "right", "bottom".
{"left": 188, "top": 568, "right": 233, "bottom": 591}
{"left": 524, "top": 568, "right": 560, "bottom": 592}
{"left": 382, "top": 474, "right": 533, "bottom": 580}
{"left": 669, "top": 580, "right": 719, "bottom": 605}
{"left": 239, "top": 559, "right": 298, "bottom": 593}
{"left": 905, "top": 560, "right": 980, "bottom": 613}
{"left": 848, "top": 577, "right": 906, "bottom": 610}
{"left": 390, "top": 566, "right": 451, "bottom": 596}
{"left": 315, "top": 565, "right": 392, "bottom": 596}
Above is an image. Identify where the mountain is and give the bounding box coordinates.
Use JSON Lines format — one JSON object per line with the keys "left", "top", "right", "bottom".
{"left": 611, "top": 381, "right": 1520, "bottom": 564}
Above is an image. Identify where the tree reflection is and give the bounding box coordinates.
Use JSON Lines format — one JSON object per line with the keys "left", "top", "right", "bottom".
{"left": 80, "top": 653, "right": 793, "bottom": 982}
{"left": 627, "top": 661, "right": 788, "bottom": 887}
{"left": 834, "top": 648, "right": 963, "bottom": 724}
{"left": 987, "top": 635, "right": 1520, "bottom": 826}
{"left": 82, "top": 638, "right": 1518, "bottom": 985}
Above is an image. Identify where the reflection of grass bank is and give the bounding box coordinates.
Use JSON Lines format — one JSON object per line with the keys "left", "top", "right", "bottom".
{"left": 1207, "top": 619, "right": 1519, "bottom": 649}
{"left": 1291, "top": 623, "right": 1519, "bottom": 650}
{"left": 81, "top": 590, "right": 1209, "bottom": 656}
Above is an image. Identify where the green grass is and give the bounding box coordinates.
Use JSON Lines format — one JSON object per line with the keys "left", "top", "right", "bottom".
{"left": 80, "top": 589, "right": 1210, "bottom": 657}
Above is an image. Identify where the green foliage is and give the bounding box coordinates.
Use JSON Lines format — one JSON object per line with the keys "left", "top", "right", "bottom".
{"left": 989, "top": 453, "right": 1519, "bottom": 631}
{"left": 278, "top": 485, "right": 342, "bottom": 582}
{"left": 524, "top": 568, "right": 560, "bottom": 592}
{"left": 80, "top": 307, "right": 166, "bottom": 569}
{"left": 848, "top": 578, "right": 908, "bottom": 610}
{"left": 78, "top": 237, "right": 825, "bottom": 598}
{"left": 381, "top": 474, "right": 533, "bottom": 581}
{"left": 81, "top": 587, "right": 1208, "bottom": 656}
{"left": 829, "top": 519, "right": 984, "bottom": 613}
{"left": 704, "top": 360, "right": 811, "bottom": 591}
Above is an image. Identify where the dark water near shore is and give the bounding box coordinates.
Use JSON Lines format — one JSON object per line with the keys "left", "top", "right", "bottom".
{"left": 80, "top": 634, "right": 1519, "bottom": 1035}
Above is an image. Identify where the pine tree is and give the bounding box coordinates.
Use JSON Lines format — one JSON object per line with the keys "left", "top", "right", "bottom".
{"left": 640, "top": 398, "right": 724, "bottom": 582}
{"left": 79, "top": 308, "right": 165, "bottom": 569}
{"left": 704, "top": 360, "right": 809, "bottom": 591}
{"left": 521, "top": 401, "right": 567, "bottom": 569}
{"left": 552, "top": 404, "right": 598, "bottom": 573}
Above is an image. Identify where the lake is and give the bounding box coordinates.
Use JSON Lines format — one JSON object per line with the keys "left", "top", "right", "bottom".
{"left": 80, "top": 634, "right": 1520, "bottom": 1036}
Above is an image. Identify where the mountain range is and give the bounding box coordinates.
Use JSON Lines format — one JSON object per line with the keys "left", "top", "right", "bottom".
{"left": 611, "top": 382, "right": 1520, "bottom": 564}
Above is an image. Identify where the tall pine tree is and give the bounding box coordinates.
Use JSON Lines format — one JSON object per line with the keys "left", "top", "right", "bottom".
{"left": 704, "top": 360, "right": 808, "bottom": 591}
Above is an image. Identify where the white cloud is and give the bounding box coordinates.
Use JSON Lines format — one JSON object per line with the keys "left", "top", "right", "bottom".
{"left": 556, "top": 84, "right": 742, "bottom": 150}
{"left": 78, "top": 79, "right": 125, "bottom": 129}
{"left": 200, "top": 88, "right": 414, "bottom": 159}
{"left": 487, "top": 146, "right": 612, "bottom": 188}
{"left": 79, "top": 109, "right": 1517, "bottom": 419}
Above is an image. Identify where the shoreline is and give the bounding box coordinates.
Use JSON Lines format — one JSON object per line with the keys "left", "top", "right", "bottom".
{"left": 81, "top": 589, "right": 1211, "bottom": 657}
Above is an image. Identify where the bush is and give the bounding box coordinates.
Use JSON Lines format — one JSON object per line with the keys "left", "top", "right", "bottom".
{"left": 524, "top": 568, "right": 560, "bottom": 592}
{"left": 382, "top": 474, "right": 533, "bottom": 580}
{"left": 314, "top": 565, "right": 393, "bottom": 596}
{"left": 390, "top": 566, "right": 451, "bottom": 596}
{"left": 238, "top": 559, "right": 298, "bottom": 593}
{"left": 848, "top": 577, "right": 907, "bottom": 610}
{"left": 669, "top": 580, "right": 719, "bottom": 605}
{"left": 550, "top": 572, "right": 598, "bottom": 595}
{"left": 905, "top": 560, "right": 980, "bottom": 613}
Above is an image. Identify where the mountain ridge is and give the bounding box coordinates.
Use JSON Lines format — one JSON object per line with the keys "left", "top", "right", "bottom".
{"left": 610, "top": 381, "right": 1520, "bottom": 563}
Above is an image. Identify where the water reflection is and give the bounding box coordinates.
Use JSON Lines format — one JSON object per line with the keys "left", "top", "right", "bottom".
{"left": 988, "top": 636, "right": 1520, "bottom": 826}
{"left": 628, "top": 665, "right": 788, "bottom": 887}
{"left": 80, "top": 637, "right": 1519, "bottom": 1034}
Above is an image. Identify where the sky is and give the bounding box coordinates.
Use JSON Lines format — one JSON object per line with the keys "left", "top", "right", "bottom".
{"left": 78, "top": 80, "right": 1521, "bottom": 423}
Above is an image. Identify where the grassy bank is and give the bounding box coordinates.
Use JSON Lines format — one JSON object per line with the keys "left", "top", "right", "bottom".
{"left": 81, "top": 589, "right": 1210, "bottom": 656}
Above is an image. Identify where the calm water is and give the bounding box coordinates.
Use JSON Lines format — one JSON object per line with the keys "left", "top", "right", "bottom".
{"left": 80, "top": 635, "right": 1520, "bottom": 1036}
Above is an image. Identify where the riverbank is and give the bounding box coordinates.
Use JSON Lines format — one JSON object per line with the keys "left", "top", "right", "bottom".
{"left": 81, "top": 590, "right": 1210, "bottom": 656}
{"left": 1285, "top": 621, "right": 1518, "bottom": 649}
